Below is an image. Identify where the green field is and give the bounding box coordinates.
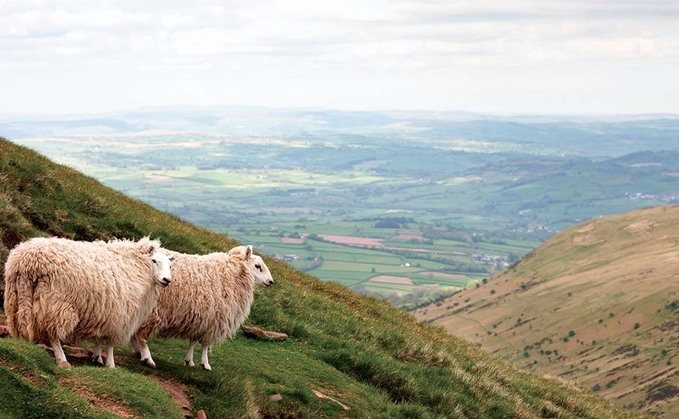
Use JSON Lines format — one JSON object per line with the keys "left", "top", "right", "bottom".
{"left": 223, "top": 217, "right": 530, "bottom": 308}
{"left": 11, "top": 120, "right": 679, "bottom": 307}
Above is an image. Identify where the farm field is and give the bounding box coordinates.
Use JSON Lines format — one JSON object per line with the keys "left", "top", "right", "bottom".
{"left": 226, "top": 219, "right": 498, "bottom": 308}
{"left": 8, "top": 109, "right": 679, "bottom": 307}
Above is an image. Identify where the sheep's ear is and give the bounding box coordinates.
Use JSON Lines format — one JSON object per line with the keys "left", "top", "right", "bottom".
{"left": 228, "top": 246, "right": 245, "bottom": 257}
{"left": 245, "top": 245, "right": 253, "bottom": 260}
{"left": 138, "top": 237, "right": 157, "bottom": 255}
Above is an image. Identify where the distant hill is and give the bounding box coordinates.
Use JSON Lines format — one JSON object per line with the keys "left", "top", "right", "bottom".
{"left": 415, "top": 205, "right": 679, "bottom": 417}
{"left": 0, "top": 136, "right": 638, "bottom": 417}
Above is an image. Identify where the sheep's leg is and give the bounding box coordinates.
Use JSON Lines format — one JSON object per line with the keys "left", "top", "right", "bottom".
{"left": 51, "top": 339, "right": 71, "bottom": 367}
{"left": 130, "top": 334, "right": 142, "bottom": 356}
{"left": 200, "top": 344, "right": 211, "bottom": 371}
{"left": 92, "top": 341, "right": 104, "bottom": 365}
{"left": 139, "top": 340, "right": 157, "bottom": 369}
{"left": 184, "top": 341, "right": 196, "bottom": 367}
{"left": 104, "top": 345, "right": 116, "bottom": 368}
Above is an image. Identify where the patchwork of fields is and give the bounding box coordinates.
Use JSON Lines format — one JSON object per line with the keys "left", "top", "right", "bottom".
{"left": 222, "top": 221, "right": 532, "bottom": 308}
{"left": 13, "top": 135, "right": 541, "bottom": 307}
{"left": 10, "top": 110, "right": 679, "bottom": 307}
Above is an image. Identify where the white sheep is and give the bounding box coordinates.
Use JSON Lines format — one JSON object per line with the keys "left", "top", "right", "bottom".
{"left": 3, "top": 237, "right": 173, "bottom": 368}
{"left": 129, "top": 245, "right": 273, "bottom": 371}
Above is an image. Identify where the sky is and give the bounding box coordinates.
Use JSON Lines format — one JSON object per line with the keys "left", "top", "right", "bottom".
{"left": 1, "top": 0, "right": 678, "bottom": 115}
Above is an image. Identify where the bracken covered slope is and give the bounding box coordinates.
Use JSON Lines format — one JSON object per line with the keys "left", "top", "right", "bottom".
{"left": 415, "top": 204, "right": 679, "bottom": 418}
{"left": 0, "top": 137, "right": 637, "bottom": 418}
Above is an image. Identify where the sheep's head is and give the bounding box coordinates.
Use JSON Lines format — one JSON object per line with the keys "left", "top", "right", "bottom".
{"left": 150, "top": 250, "right": 174, "bottom": 287}
{"left": 249, "top": 254, "right": 274, "bottom": 287}
{"left": 228, "top": 245, "right": 274, "bottom": 287}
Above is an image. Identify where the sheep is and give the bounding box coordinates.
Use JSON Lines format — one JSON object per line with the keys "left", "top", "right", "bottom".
{"left": 3, "top": 237, "right": 173, "bottom": 368}
{"left": 130, "top": 245, "right": 273, "bottom": 371}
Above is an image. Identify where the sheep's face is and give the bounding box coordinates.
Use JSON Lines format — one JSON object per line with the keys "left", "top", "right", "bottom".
{"left": 229, "top": 245, "right": 274, "bottom": 287}
{"left": 151, "top": 251, "right": 173, "bottom": 287}
{"left": 249, "top": 254, "right": 274, "bottom": 288}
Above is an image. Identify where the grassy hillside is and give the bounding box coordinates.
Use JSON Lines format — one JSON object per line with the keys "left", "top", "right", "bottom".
{"left": 0, "top": 137, "right": 637, "bottom": 418}
{"left": 415, "top": 205, "right": 679, "bottom": 418}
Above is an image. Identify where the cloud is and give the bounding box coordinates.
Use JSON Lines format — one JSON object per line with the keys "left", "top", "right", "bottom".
{"left": 0, "top": 0, "right": 677, "bottom": 113}
{"left": 2, "top": 1, "right": 677, "bottom": 62}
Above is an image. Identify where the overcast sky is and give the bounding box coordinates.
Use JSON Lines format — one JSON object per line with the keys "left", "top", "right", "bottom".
{"left": 1, "top": 0, "right": 678, "bottom": 115}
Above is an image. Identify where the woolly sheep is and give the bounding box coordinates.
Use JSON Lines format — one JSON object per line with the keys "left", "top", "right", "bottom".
{"left": 3, "top": 237, "right": 173, "bottom": 368}
{"left": 130, "top": 245, "right": 273, "bottom": 371}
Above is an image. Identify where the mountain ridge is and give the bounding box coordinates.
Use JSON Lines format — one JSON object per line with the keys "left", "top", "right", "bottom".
{"left": 415, "top": 204, "right": 679, "bottom": 417}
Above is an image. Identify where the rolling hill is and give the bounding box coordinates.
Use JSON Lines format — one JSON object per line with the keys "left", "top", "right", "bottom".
{"left": 414, "top": 205, "right": 679, "bottom": 417}
{"left": 0, "top": 136, "right": 639, "bottom": 418}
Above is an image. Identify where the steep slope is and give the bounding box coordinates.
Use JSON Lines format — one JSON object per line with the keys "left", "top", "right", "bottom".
{"left": 415, "top": 205, "right": 679, "bottom": 417}
{"left": 0, "top": 137, "right": 637, "bottom": 418}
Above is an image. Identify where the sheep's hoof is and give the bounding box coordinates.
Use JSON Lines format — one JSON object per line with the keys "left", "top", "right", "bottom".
{"left": 57, "top": 360, "right": 72, "bottom": 368}
{"left": 184, "top": 359, "right": 195, "bottom": 367}
{"left": 200, "top": 363, "right": 211, "bottom": 371}
{"left": 142, "top": 358, "right": 157, "bottom": 369}
{"left": 92, "top": 355, "right": 104, "bottom": 365}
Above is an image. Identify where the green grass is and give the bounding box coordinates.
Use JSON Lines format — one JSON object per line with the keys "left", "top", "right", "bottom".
{"left": 0, "top": 339, "right": 182, "bottom": 418}
{"left": 0, "top": 137, "right": 639, "bottom": 418}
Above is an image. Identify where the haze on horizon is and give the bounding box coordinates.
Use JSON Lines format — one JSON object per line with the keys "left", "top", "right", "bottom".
{"left": 1, "top": 0, "right": 678, "bottom": 116}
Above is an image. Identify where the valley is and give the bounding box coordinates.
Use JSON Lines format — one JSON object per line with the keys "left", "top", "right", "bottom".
{"left": 6, "top": 108, "right": 679, "bottom": 308}
{"left": 2, "top": 1, "right": 676, "bottom": 416}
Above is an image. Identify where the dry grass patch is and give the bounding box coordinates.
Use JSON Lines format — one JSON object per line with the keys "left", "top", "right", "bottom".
{"left": 415, "top": 205, "right": 679, "bottom": 417}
